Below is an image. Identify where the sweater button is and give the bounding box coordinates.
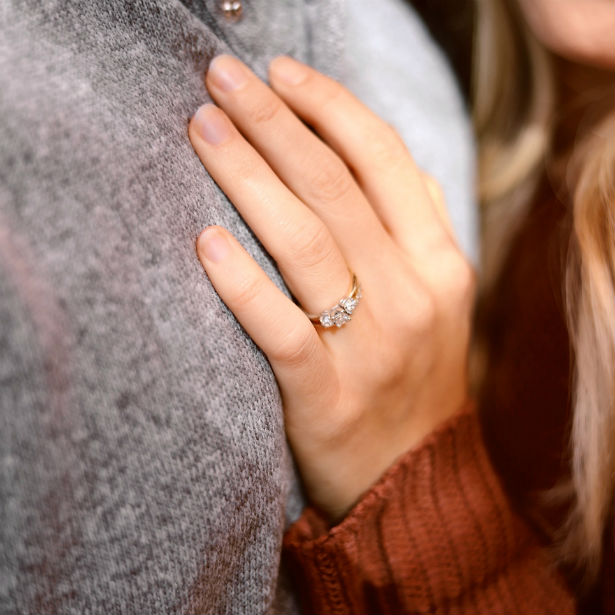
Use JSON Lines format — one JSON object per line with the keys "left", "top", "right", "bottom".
{"left": 219, "top": 0, "right": 243, "bottom": 22}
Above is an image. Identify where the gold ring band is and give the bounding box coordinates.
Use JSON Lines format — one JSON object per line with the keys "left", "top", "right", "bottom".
{"left": 304, "top": 271, "right": 362, "bottom": 328}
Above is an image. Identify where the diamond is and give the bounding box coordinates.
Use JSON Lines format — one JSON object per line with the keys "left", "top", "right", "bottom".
{"left": 320, "top": 312, "right": 334, "bottom": 328}
{"left": 330, "top": 306, "right": 351, "bottom": 327}
{"left": 339, "top": 296, "right": 358, "bottom": 314}
{"left": 310, "top": 274, "right": 361, "bottom": 329}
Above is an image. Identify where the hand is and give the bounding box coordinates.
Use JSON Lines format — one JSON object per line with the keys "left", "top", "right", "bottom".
{"left": 188, "top": 55, "right": 475, "bottom": 520}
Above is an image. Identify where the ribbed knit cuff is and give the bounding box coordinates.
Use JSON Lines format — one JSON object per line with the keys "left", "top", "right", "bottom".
{"left": 283, "top": 403, "right": 574, "bottom": 615}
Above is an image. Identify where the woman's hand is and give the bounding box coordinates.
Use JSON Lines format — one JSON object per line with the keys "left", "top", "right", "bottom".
{"left": 188, "top": 55, "right": 475, "bottom": 520}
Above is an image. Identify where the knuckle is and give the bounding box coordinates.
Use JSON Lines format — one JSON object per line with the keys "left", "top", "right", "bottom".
{"left": 393, "top": 289, "right": 439, "bottom": 377}
{"left": 415, "top": 291, "right": 438, "bottom": 333}
{"left": 374, "top": 348, "right": 406, "bottom": 384}
{"left": 386, "top": 268, "right": 437, "bottom": 339}
{"left": 423, "top": 174, "right": 444, "bottom": 199}
{"left": 231, "top": 276, "right": 266, "bottom": 310}
{"left": 401, "top": 287, "right": 437, "bottom": 338}
{"left": 237, "top": 154, "right": 261, "bottom": 180}
{"left": 288, "top": 222, "right": 337, "bottom": 270}
{"left": 440, "top": 252, "right": 476, "bottom": 306}
{"left": 307, "top": 157, "right": 354, "bottom": 204}
{"left": 358, "top": 330, "right": 409, "bottom": 393}
{"left": 319, "top": 79, "right": 345, "bottom": 111}
{"left": 245, "top": 94, "right": 283, "bottom": 125}
{"left": 423, "top": 175, "right": 448, "bottom": 217}
{"left": 269, "top": 323, "right": 317, "bottom": 366}
{"left": 371, "top": 124, "right": 407, "bottom": 170}
{"left": 458, "top": 261, "right": 477, "bottom": 298}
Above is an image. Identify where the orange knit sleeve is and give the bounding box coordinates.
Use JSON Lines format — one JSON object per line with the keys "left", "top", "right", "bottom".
{"left": 283, "top": 404, "right": 576, "bottom": 614}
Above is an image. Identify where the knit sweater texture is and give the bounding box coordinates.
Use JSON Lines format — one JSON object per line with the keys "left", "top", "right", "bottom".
{"left": 284, "top": 406, "right": 576, "bottom": 614}
{"left": 0, "top": 1, "right": 474, "bottom": 613}
{"left": 282, "top": 180, "right": 615, "bottom": 614}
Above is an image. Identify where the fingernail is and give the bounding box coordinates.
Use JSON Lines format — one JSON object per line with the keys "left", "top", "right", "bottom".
{"left": 192, "top": 104, "right": 231, "bottom": 145}
{"left": 198, "top": 227, "right": 230, "bottom": 263}
{"left": 270, "top": 56, "right": 308, "bottom": 85}
{"left": 208, "top": 55, "right": 248, "bottom": 92}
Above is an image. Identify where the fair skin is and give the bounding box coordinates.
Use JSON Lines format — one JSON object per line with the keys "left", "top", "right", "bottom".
{"left": 188, "top": 2, "right": 613, "bottom": 521}
{"left": 516, "top": 0, "right": 615, "bottom": 68}
{"left": 188, "top": 55, "right": 473, "bottom": 520}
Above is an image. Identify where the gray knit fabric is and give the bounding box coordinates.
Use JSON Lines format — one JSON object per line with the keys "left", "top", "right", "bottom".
{"left": 345, "top": 0, "right": 477, "bottom": 263}
{"left": 0, "top": 1, "right": 474, "bottom": 613}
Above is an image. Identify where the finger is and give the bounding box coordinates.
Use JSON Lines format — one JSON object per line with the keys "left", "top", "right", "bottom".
{"left": 421, "top": 173, "right": 455, "bottom": 237}
{"left": 196, "top": 226, "right": 332, "bottom": 399}
{"left": 189, "top": 103, "right": 350, "bottom": 317}
{"left": 203, "top": 54, "right": 396, "bottom": 278}
{"left": 268, "top": 56, "right": 451, "bottom": 256}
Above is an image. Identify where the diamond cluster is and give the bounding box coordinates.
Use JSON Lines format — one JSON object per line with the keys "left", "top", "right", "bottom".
{"left": 319, "top": 286, "right": 362, "bottom": 328}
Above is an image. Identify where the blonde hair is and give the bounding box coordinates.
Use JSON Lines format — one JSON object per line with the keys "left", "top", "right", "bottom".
{"left": 473, "top": 0, "right": 615, "bottom": 580}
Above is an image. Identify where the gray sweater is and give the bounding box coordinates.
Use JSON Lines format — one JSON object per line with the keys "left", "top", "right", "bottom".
{"left": 0, "top": 1, "right": 474, "bottom": 612}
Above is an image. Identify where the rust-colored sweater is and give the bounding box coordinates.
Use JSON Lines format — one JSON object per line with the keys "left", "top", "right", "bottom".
{"left": 284, "top": 404, "right": 577, "bottom": 614}
{"left": 283, "top": 183, "right": 613, "bottom": 614}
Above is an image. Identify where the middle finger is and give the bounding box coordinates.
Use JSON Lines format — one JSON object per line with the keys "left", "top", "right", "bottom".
{"left": 204, "top": 55, "right": 396, "bottom": 277}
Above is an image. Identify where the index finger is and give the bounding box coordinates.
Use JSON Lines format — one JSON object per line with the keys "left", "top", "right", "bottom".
{"left": 268, "top": 56, "right": 450, "bottom": 256}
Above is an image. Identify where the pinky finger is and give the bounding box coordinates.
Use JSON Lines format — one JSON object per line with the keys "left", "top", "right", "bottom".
{"left": 196, "top": 226, "right": 331, "bottom": 399}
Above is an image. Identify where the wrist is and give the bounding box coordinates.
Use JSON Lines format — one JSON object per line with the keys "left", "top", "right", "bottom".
{"left": 293, "top": 392, "right": 472, "bottom": 520}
